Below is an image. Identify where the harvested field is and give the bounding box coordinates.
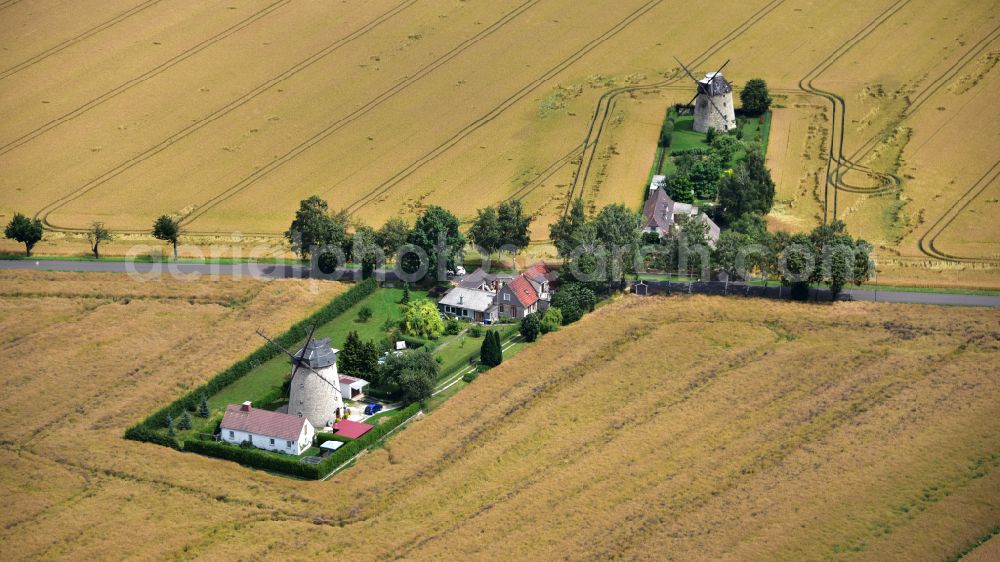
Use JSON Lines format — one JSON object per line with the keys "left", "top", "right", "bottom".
{"left": 1, "top": 276, "right": 998, "bottom": 560}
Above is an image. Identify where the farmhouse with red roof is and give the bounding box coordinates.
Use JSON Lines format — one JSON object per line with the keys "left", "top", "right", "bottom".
{"left": 220, "top": 402, "right": 315, "bottom": 455}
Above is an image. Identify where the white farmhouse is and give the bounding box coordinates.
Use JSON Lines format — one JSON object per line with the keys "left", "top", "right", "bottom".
{"left": 220, "top": 402, "right": 315, "bottom": 455}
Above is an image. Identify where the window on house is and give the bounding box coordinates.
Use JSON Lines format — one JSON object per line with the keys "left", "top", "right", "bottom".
{"left": 503, "top": 293, "right": 510, "bottom": 301}
{"left": 228, "top": 430, "right": 234, "bottom": 438}
{"left": 287, "top": 440, "right": 293, "bottom": 448}
{"left": 269, "top": 438, "right": 275, "bottom": 445}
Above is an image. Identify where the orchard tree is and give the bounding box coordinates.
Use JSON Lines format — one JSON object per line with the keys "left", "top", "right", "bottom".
{"left": 4, "top": 213, "right": 43, "bottom": 257}
{"left": 87, "top": 221, "right": 113, "bottom": 259}
{"left": 152, "top": 215, "right": 181, "bottom": 259}
{"left": 740, "top": 78, "right": 772, "bottom": 116}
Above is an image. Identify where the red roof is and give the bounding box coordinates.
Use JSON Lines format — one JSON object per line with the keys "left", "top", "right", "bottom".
{"left": 332, "top": 419, "right": 373, "bottom": 439}
{"left": 506, "top": 275, "right": 539, "bottom": 308}
{"left": 220, "top": 404, "right": 308, "bottom": 441}
{"left": 523, "top": 261, "right": 555, "bottom": 283}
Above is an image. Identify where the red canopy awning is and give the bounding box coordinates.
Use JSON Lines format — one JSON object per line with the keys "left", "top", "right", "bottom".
{"left": 332, "top": 419, "right": 373, "bottom": 439}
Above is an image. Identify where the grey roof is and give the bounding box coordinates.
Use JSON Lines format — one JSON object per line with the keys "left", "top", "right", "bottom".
{"left": 643, "top": 185, "right": 676, "bottom": 231}
{"left": 438, "top": 287, "right": 496, "bottom": 312}
{"left": 699, "top": 214, "right": 722, "bottom": 245}
{"left": 293, "top": 337, "right": 339, "bottom": 369}
{"left": 697, "top": 72, "right": 732, "bottom": 97}
{"left": 457, "top": 268, "right": 497, "bottom": 290}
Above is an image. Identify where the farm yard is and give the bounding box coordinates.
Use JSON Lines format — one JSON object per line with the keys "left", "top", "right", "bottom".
{"left": 0, "top": 270, "right": 997, "bottom": 559}
{"left": 0, "top": 0, "right": 997, "bottom": 288}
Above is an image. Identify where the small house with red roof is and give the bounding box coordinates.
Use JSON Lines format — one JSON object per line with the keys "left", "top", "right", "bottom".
{"left": 497, "top": 274, "right": 540, "bottom": 319}
{"left": 220, "top": 402, "right": 315, "bottom": 455}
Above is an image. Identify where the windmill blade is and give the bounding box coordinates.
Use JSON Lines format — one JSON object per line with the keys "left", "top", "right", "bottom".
{"left": 709, "top": 58, "right": 731, "bottom": 78}
{"left": 256, "top": 327, "right": 344, "bottom": 397}
{"left": 672, "top": 56, "right": 699, "bottom": 82}
{"left": 684, "top": 91, "right": 699, "bottom": 108}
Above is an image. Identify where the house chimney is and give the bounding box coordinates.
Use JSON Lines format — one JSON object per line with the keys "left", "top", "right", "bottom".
{"left": 241, "top": 401, "right": 252, "bottom": 412}
{"left": 459, "top": 295, "right": 464, "bottom": 305}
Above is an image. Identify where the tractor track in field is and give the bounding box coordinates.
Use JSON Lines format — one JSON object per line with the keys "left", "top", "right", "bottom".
{"left": 797, "top": 0, "right": 910, "bottom": 222}
{"left": 916, "top": 160, "right": 1000, "bottom": 264}
{"left": 503, "top": 143, "right": 585, "bottom": 203}
{"left": 1, "top": 0, "right": 289, "bottom": 158}
{"left": 0, "top": 0, "right": 165, "bottom": 81}
{"left": 561, "top": 0, "right": 786, "bottom": 217}
{"left": 827, "top": 22, "right": 1000, "bottom": 196}
{"left": 337, "top": 0, "right": 665, "bottom": 216}
{"left": 0, "top": 0, "right": 25, "bottom": 11}
{"left": 33, "top": 0, "right": 420, "bottom": 236}
{"left": 183, "top": 0, "right": 548, "bottom": 226}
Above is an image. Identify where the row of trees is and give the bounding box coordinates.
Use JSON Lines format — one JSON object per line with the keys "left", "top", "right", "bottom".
{"left": 549, "top": 199, "right": 644, "bottom": 291}
{"left": 713, "top": 218, "right": 874, "bottom": 300}
{"left": 3, "top": 212, "right": 163, "bottom": 259}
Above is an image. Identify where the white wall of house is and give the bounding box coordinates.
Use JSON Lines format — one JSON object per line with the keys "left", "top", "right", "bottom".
{"left": 221, "top": 422, "right": 315, "bottom": 455}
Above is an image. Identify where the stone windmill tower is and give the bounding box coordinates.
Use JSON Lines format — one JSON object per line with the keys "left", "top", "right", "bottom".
{"left": 257, "top": 326, "right": 345, "bottom": 428}
{"left": 675, "top": 57, "right": 737, "bottom": 133}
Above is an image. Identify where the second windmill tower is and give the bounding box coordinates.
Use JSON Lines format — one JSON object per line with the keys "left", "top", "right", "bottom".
{"left": 675, "top": 57, "right": 737, "bottom": 134}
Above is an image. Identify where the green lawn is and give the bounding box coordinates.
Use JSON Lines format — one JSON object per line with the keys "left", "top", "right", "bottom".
{"left": 204, "top": 287, "right": 427, "bottom": 417}
{"left": 654, "top": 110, "right": 772, "bottom": 177}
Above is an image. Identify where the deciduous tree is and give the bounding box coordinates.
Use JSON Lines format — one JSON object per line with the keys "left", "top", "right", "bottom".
{"left": 740, "top": 78, "right": 772, "bottom": 116}
{"left": 401, "top": 299, "right": 445, "bottom": 339}
{"left": 4, "top": 213, "right": 43, "bottom": 257}
{"left": 87, "top": 221, "right": 113, "bottom": 259}
{"left": 152, "top": 215, "right": 181, "bottom": 259}
{"left": 404, "top": 206, "right": 465, "bottom": 280}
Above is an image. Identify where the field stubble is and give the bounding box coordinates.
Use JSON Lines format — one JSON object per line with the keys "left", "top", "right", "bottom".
{"left": 0, "top": 271, "right": 997, "bottom": 559}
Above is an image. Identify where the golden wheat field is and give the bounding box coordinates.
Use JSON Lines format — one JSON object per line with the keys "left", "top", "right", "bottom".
{"left": 0, "top": 0, "right": 998, "bottom": 286}
{"left": 0, "top": 270, "right": 996, "bottom": 560}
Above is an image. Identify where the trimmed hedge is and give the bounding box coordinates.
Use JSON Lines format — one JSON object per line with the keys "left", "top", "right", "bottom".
{"left": 184, "top": 439, "right": 319, "bottom": 479}
{"left": 124, "top": 278, "right": 379, "bottom": 447}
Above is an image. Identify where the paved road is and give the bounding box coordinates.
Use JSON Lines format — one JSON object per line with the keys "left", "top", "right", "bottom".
{"left": 3, "top": 260, "right": 998, "bottom": 307}
{"left": 637, "top": 280, "right": 1000, "bottom": 307}
{"left": 0, "top": 259, "right": 404, "bottom": 282}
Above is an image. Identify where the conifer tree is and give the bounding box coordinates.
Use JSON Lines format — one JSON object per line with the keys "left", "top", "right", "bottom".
{"left": 198, "top": 395, "right": 210, "bottom": 418}
{"left": 179, "top": 411, "right": 193, "bottom": 430}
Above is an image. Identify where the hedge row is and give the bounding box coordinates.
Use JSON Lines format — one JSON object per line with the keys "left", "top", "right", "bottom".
{"left": 124, "top": 278, "right": 379, "bottom": 446}
{"left": 183, "top": 439, "right": 318, "bottom": 479}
